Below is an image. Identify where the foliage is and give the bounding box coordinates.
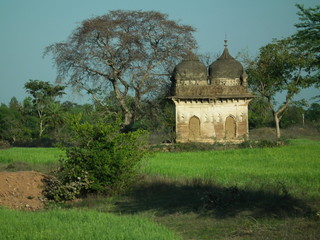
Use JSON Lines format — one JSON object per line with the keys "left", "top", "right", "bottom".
{"left": 45, "top": 10, "right": 196, "bottom": 127}
{"left": 294, "top": 4, "right": 320, "bottom": 88}
{"left": 306, "top": 102, "right": 320, "bottom": 129}
{"left": 280, "top": 105, "right": 305, "bottom": 128}
{"left": 248, "top": 97, "right": 273, "bottom": 129}
{"left": 135, "top": 97, "right": 176, "bottom": 144}
{"left": 0, "top": 100, "right": 36, "bottom": 144}
{"left": 43, "top": 169, "right": 92, "bottom": 202}
{"left": 24, "top": 80, "right": 65, "bottom": 137}
{"left": 47, "top": 115, "right": 148, "bottom": 200}
{"left": 247, "top": 38, "right": 316, "bottom": 138}
{"left": 239, "top": 139, "right": 288, "bottom": 148}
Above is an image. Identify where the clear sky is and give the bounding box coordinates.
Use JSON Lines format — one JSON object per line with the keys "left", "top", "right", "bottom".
{"left": 0, "top": 0, "right": 319, "bottom": 105}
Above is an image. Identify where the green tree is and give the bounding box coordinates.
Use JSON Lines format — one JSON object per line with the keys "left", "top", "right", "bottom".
{"left": 293, "top": 4, "right": 320, "bottom": 87}
{"left": 0, "top": 104, "right": 23, "bottom": 143}
{"left": 8, "top": 97, "right": 21, "bottom": 111}
{"left": 0, "top": 99, "right": 32, "bottom": 144}
{"left": 247, "top": 38, "right": 316, "bottom": 138}
{"left": 281, "top": 105, "right": 305, "bottom": 128}
{"left": 45, "top": 10, "right": 196, "bottom": 128}
{"left": 24, "top": 80, "right": 65, "bottom": 137}
{"left": 248, "top": 96, "right": 273, "bottom": 129}
{"left": 306, "top": 103, "right": 320, "bottom": 128}
{"left": 46, "top": 102, "right": 67, "bottom": 138}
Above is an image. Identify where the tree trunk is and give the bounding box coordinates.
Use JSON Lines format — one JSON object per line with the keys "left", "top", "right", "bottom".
{"left": 112, "top": 81, "right": 135, "bottom": 128}
{"left": 123, "top": 111, "right": 134, "bottom": 128}
{"left": 273, "top": 99, "right": 291, "bottom": 139}
{"left": 39, "top": 119, "right": 45, "bottom": 137}
{"left": 274, "top": 113, "right": 281, "bottom": 139}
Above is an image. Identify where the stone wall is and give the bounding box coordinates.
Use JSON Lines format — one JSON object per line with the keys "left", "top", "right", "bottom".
{"left": 173, "top": 98, "right": 251, "bottom": 143}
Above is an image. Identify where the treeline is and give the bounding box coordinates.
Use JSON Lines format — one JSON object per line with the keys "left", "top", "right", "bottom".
{"left": 0, "top": 81, "right": 319, "bottom": 147}
{"left": 0, "top": 80, "right": 175, "bottom": 147}
{"left": 249, "top": 97, "right": 320, "bottom": 130}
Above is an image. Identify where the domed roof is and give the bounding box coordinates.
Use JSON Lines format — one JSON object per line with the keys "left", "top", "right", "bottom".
{"left": 209, "top": 46, "right": 244, "bottom": 79}
{"left": 173, "top": 52, "right": 207, "bottom": 78}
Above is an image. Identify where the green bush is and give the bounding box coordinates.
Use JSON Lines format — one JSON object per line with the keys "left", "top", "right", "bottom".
{"left": 239, "top": 139, "right": 289, "bottom": 149}
{"left": 44, "top": 115, "right": 148, "bottom": 201}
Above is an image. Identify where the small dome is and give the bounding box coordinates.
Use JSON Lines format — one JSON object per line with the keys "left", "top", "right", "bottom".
{"left": 209, "top": 47, "right": 244, "bottom": 79}
{"left": 173, "top": 52, "right": 207, "bottom": 80}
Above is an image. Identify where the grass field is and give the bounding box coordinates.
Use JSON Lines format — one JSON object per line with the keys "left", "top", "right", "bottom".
{"left": 0, "top": 138, "right": 319, "bottom": 239}
{"left": 143, "top": 139, "right": 320, "bottom": 199}
{"left": 0, "top": 207, "right": 181, "bottom": 240}
{"left": 0, "top": 147, "right": 63, "bottom": 173}
{"left": 0, "top": 147, "right": 63, "bottom": 164}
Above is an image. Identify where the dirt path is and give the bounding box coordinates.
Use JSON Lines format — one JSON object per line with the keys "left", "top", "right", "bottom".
{"left": 0, "top": 171, "right": 47, "bottom": 210}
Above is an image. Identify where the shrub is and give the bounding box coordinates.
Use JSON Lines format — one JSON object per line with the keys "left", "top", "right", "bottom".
{"left": 239, "top": 139, "right": 289, "bottom": 149}
{"left": 43, "top": 169, "right": 92, "bottom": 202}
{"left": 44, "top": 115, "right": 148, "bottom": 201}
{"left": 0, "top": 140, "right": 10, "bottom": 149}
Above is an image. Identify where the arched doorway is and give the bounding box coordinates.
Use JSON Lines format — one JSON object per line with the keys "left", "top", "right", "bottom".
{"left": 225, "top": 116, "right": 236, "bottom": 139}
{"left": 189, "top": 116, "right": 200, "bottom": 140}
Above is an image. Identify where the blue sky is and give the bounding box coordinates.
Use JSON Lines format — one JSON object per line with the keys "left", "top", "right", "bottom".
{"left": 0, "top": 0, "right": 319, "bottom": 105}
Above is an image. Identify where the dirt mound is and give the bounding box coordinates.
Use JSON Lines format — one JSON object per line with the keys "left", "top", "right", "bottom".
{"left": 0, "top": 171, "right": 47, "bottom": 211}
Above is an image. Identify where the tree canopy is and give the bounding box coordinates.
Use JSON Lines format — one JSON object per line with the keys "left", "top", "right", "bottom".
{"left": 293, "top": 4, "right": 320, "bottom": 90}
{"left": 247, "top": 38, "right": 315, "bottom": 138}
{"left": 24, "top": 80, "right": 65, "bottom": 137}
{"left": 45, "top": 10, "right": 196, "bottom": 127}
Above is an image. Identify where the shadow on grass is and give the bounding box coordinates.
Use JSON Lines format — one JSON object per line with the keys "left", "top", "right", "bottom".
{"left": 112, "top": 176, "right": 315, "bottom": 219}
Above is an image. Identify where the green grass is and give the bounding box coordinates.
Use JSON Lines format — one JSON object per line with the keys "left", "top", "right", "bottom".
{"left": 1, "top": 139, "right": 320, "bottom": 239}
{"left": 142, "top": 139, "right": 320, "bottom": 199}
{"left": 0, "top": 207, "right": 181, "bottom": 240}
{"left": 0, "top": 147, "right": 63, "bottom": 164}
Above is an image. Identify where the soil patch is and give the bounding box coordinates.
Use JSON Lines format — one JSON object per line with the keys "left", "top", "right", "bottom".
{"left": 0, "top": 171, "right": 47, "bottom": 211}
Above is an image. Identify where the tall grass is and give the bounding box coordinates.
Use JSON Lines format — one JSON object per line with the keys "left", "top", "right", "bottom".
{"left": 142, "top": 139, "right": 320, "bottom": 199}
{"left": 0, "top": 208, "right": 181, "bottom": 240}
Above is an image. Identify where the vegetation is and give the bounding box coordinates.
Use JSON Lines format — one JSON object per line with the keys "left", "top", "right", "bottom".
{"left": 0, "top": 139, "right": 319, "bottom": 239}
{"left": 294, "top": 4, "right": 320, "bottom": 88}
{"left": 43, "top": 115, "right": 148, "bottom": 201}
{"left": 1, "top": 94, "right": 319, "bottom": 147}
{"left": 246, "top": 4, "right": 319, "bottom": 138}
{"left": 24, "top": 80, "right": 66, "bottom": 137}
{"left": 0, "top": 147, "right": 63, "bottom": 165}
{"left": 45, "top": 10, "right": 196, "bottom": 127}
{"left": 1, "top": 6, "right": 319, "bottom": 146}
{"left": 0, "top": 4, "right": 320, "bottom": 240}
{"left": 306, "top": 103, "right": 320, "bottom": 129}
{"left": 0, "top": 208, "right": 181, "bottom": 240}
{"left": 247, "top": 38, "right": 316, "bottom": 138}
{"left": 143, "top": 139, "right": 320, "bottom": 199}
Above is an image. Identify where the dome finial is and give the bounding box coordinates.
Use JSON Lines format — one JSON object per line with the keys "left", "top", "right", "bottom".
{"left": 224, "top": 37, "right": 228, "bottom": 48}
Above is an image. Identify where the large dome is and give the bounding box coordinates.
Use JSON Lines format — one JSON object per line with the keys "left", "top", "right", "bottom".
{"left": 173, "top": 52, "right": 207, "bottom": 80}
{"left": 209, "top": 47, "right": 244, "bottom": 79}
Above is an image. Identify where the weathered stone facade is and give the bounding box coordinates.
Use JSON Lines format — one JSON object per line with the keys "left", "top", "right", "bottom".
{"left": 171, "top": 43, "right": 254, "bottom": 143}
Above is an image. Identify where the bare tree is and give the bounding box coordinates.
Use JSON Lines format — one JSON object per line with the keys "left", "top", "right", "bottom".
{"left": 45, "top": 10, "right": 196, "bottom": 127}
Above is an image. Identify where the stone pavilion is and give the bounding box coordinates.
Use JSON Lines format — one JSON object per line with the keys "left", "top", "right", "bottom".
{"left": 170, "top": 41, "right": 254, "bottom": 143}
